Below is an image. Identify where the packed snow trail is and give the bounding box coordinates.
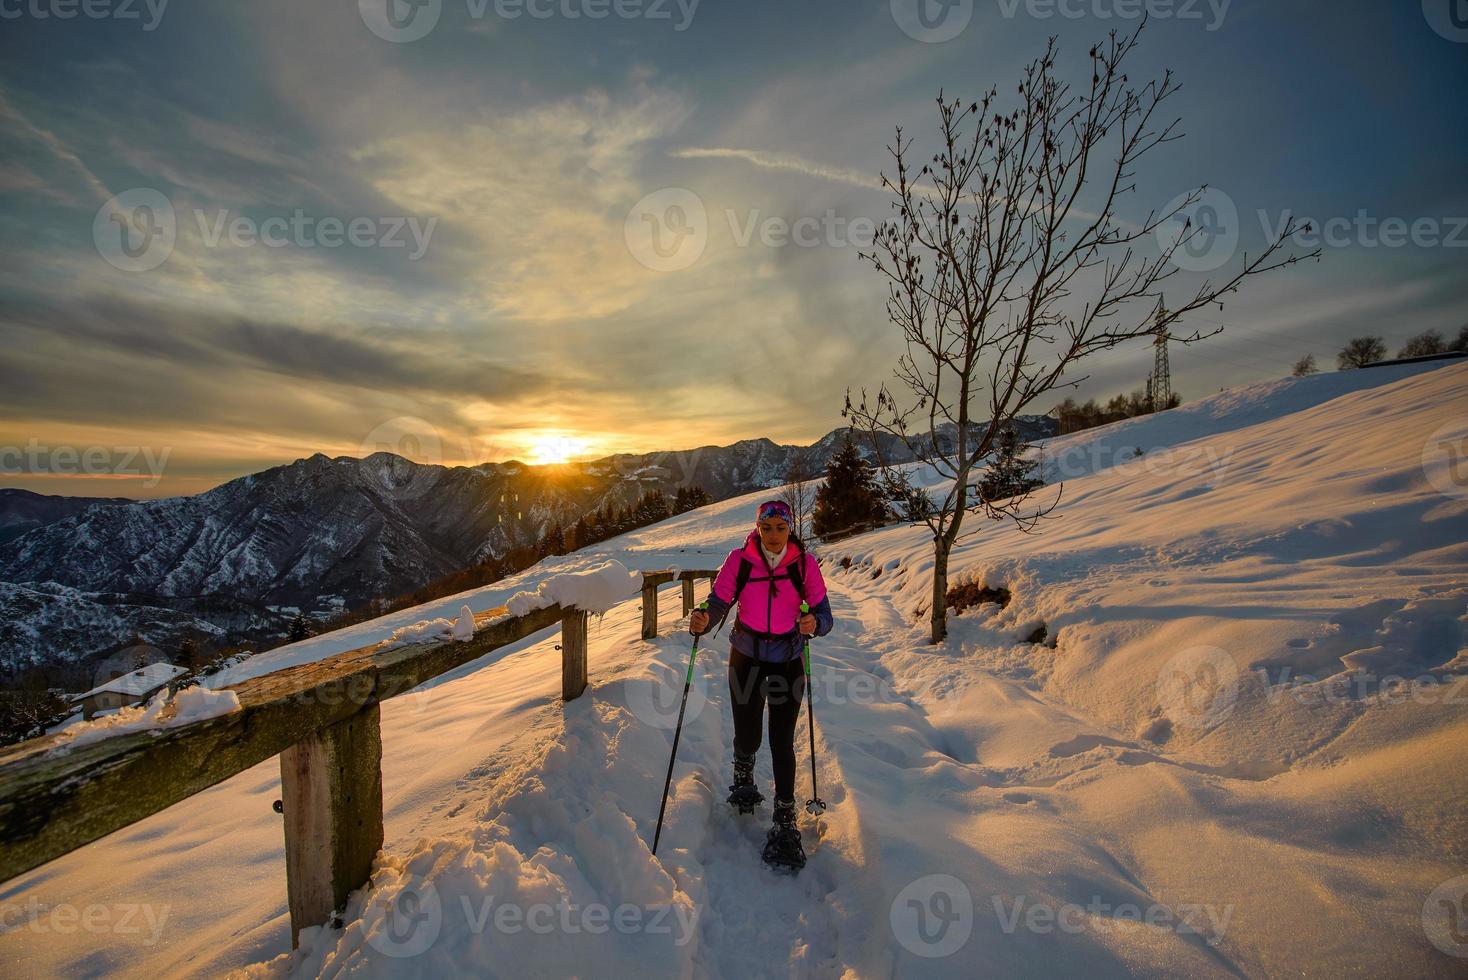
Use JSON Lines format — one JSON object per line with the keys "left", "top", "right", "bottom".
{"left": 648, "top": 620, "right": 856, "bottom": 978}
{"left": 241, "top": 575, "right": 1266, "bottom": 977}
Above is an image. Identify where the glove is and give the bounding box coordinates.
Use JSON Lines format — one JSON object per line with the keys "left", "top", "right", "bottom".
{"left": 689, "top": 608, "right": 710, "bottom": 635}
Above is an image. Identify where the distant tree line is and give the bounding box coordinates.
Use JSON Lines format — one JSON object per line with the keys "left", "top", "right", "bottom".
{"left": 317, "top": 484, "right": 716, "bottom": 634}
{"left": 557, "top": 486, "right": 712, "bottom": 557}
{"left": 0, "top": 685, "right": 71, "bottom": 744}
{"left": 1290, "top": 326, "right": 1468, "bottom": 375}
{"left": 1051, "top": 388, "right": 1182, "bottom": 436}
{"left": 0, "top": 632, "right": 254, "bottom": 745}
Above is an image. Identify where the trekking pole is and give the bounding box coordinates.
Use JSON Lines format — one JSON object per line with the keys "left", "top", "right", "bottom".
{"left": 800, "top": 600, "right": 828, "bottom": 816}
{"left": 653, "top": 600, "right": 707, "bottom": 855}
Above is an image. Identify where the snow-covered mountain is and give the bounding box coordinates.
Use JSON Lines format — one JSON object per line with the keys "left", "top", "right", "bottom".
{"left": 0, "top": 421, "right": 1057, "bottom": 675}
{"left": 2, "top": 452, "right": 526, "bottom": 605}
{"left": 0, "top": 488, "right": 130, "bottom": 545}
{"left": 0, "top": 582, "right": 291, "bottom": 677}
{"left": 5, "top": 359, "right": 1461, "bottom": 977}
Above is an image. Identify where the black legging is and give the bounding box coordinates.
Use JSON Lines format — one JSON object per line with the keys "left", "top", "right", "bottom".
{"left": 728, "top": 647, "right": 806, "bottom": 803}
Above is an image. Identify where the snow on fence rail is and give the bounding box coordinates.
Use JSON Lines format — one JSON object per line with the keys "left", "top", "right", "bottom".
{"left": 0, "top": 566, "right": 718, "bottom": 950}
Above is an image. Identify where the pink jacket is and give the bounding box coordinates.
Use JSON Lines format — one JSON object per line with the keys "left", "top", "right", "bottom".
{"left": 701, "top": 530, "right": 834, "bottom": 662}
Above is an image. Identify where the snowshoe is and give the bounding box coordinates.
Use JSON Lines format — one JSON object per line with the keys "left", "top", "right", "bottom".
{"left": 726, "top": 753, "right": 764, "bottom": 814}
{"left": 761, "top": 799, "right": 806, "bottom": 873}
{"left": 728, "top": 783, "right": 765, "bottom": 814}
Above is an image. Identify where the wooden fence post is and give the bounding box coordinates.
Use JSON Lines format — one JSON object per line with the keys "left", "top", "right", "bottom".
{"left": 681, "top": 576, "right": 695, "bottom": 616}
{"left": 642, "top": 579, "right": 658, "bottom": 639}
{"left": 561, "top": 608, "right": 588, "bottom": 700}
{"left": 279, "top": 704, "right": 384, "bottom": 949}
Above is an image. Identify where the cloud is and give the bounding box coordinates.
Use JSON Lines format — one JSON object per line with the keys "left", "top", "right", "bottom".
{"left": 0, "top": 293, "right": 552, "bottom": 428}
{"left": 0, "top": 160, "right": 74, "bottom": 205}
{"left": 356, "top": 85, "right": 696, "bottom": 322}
{"left": 0, "top": 88, "right": 114, "bottom": 206}
{"left": 671, "top": 147, "right": 886, "bottom": 192}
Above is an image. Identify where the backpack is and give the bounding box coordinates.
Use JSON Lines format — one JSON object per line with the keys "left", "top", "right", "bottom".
{"left": 732, "top": 550, "right": 807, "bottom": 608}
{"left": 714, "top": 539, "right": 809, "bottom": 639}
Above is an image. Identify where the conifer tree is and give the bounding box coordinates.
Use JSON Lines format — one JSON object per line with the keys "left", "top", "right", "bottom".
{"left": 813, "top": 436, "right": 888, "bottom": 540}
{"left": 977, "top": 427, "right": 1045, "bottom": 505}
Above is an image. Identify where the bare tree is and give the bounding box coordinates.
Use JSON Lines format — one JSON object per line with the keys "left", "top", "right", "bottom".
{"left": 1291, "top": 354, "right": 1317, "bottom": 377}
{"left": 781, "top": 452, "right": 819, "bottom": 541}
{"left": 1397, "top": 330, "right": 1446, "bottom": 359}
{"left": 846, "top": 22, "right": 1318, "bottom": 643}
{"left": 1337, "top": 336, "right": 1386, "bottom": 369}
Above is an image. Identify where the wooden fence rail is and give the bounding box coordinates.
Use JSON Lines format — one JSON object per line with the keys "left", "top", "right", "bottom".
{"left": 0, "top": 568, "right": 720, "bottom": 949}
{"left": 641, "top": 568, "right": 718, "bottom": 638}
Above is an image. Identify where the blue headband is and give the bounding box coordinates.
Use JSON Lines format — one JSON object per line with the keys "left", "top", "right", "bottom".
{"left": 756, "top": 501, "right": 793, "bottom": 524}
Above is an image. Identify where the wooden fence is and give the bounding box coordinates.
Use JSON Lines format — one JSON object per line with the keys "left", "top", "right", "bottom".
{"left": 0, "top": 568, "right": 717, "bottom": 948}
{"left": 640, "top": 567, "right": 718, "bottom": 639}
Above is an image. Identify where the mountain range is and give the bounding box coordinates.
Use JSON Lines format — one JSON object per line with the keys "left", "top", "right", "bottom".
{"left": 0, "top": 419, "right": 1056, "bottom": 680}
{"left": 0, "top": 489, "right": 131, "bottom": 545}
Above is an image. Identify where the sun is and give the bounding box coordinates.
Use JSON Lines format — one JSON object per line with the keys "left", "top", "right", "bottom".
{"left": 526, "top": 434, "right": 590, "bottom": 466}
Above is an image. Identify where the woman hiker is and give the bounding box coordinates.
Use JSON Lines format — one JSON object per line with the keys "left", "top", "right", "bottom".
{"left": 688, "top": 499, "right": 835, "bottom": 871}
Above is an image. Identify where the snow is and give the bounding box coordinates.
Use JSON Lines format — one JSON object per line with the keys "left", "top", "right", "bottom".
{"left": 2, "top": 359, "right": 1465, "bottom": 977}
{"left": 201, "top": 562, "right": 640, "bottom": 689}
{"left": 70, "top": 661, "right": 189, "bottom": 701}
{"left": 452, "top": 605, "right": 475, "bottom": 642}
{"left": 47, "top": 685, "right": 242, "bottom": 754}
{"left": 381, "top": 618, "right": 456, "bottom": 650}
{"left": 503, "top": 560, "right": 641, "bottom": 617}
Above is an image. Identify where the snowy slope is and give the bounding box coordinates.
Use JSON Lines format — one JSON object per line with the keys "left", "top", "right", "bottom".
{"left": 2, "top": 360, "right": 1464, "bottom": 978}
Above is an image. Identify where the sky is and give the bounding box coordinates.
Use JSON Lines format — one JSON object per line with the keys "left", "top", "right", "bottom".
{"left": 0, "top": 0, "right": 1464, "bottom": 498}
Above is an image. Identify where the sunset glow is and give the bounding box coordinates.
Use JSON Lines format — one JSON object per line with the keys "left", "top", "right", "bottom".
{"left": 523, "top": 434, "right": 595, "bottom": 466}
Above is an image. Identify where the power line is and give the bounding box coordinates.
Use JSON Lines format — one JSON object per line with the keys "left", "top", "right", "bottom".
{"left": 1174, "top": 316, "right": 1311, "bottom": 358}
{"left": 1182, "top": 315, "right": 1450, "bottom": 360}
